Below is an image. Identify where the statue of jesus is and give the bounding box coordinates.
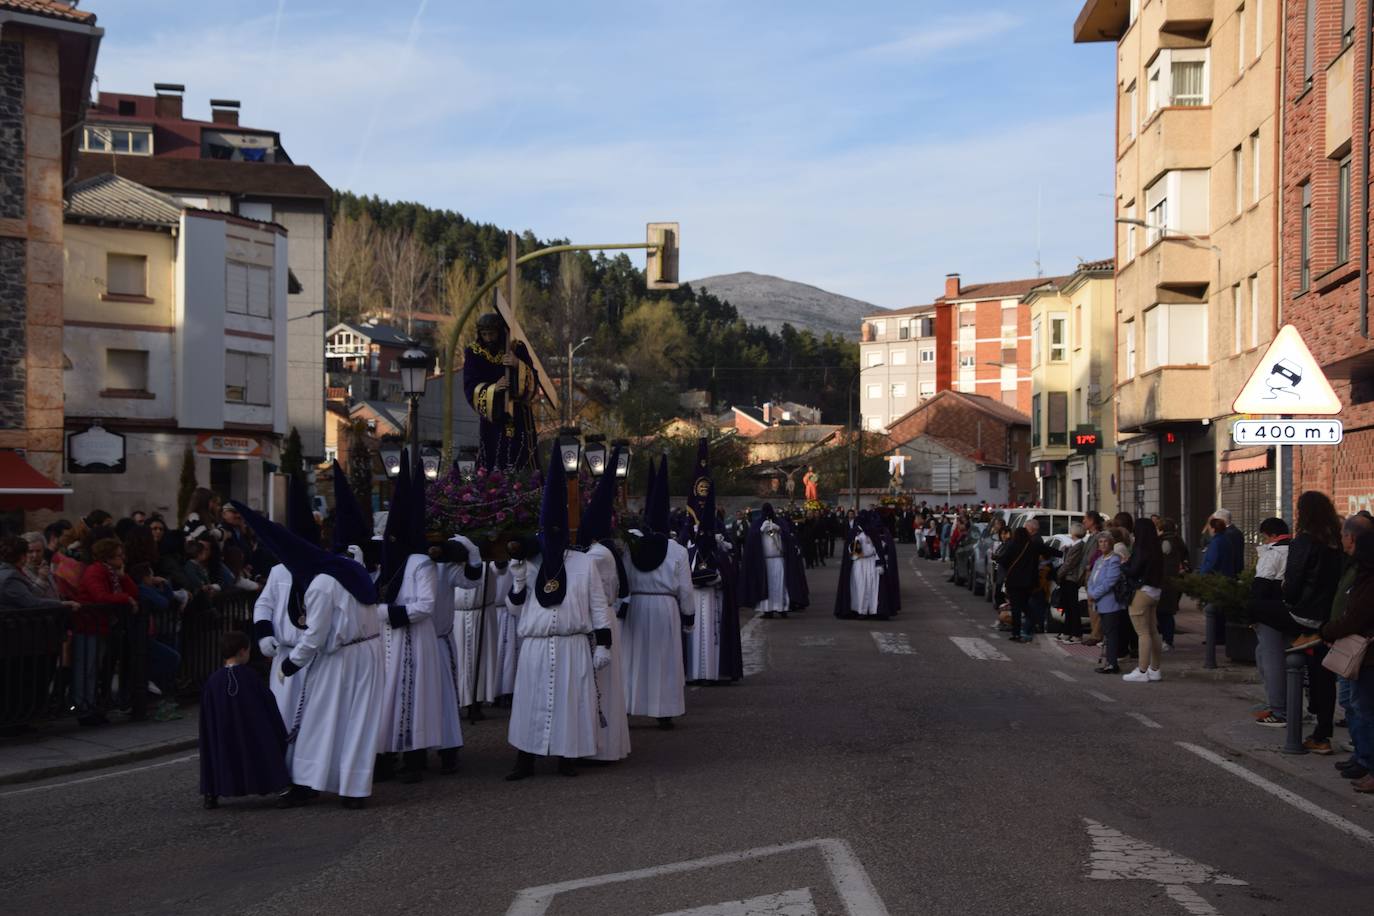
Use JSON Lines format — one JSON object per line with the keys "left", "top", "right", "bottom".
{"left": 462, "top": 312, "right": 539, "bottom": 472}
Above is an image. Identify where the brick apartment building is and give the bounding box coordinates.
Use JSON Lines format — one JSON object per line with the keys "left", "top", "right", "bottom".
{"left": 1281, "top": 0, "right": 1374, "bottom": 515}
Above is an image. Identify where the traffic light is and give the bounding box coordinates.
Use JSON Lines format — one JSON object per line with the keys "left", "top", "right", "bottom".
{"left": 646, "top": 222, "right": 679, "bottom": 290}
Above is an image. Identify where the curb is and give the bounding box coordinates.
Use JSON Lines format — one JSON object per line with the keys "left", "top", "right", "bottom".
{"left": 0, "top": 737, "right": 199, "bottom": 787}
{"left": 1198, "top": 723, "right": 1374, "bottom": 816}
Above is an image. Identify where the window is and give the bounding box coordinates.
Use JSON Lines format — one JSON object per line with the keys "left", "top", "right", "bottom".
{"left": 1050, "top": 314, "right": 1068, "bottom": 362}
{"left": 919, "top": 381, "right": 935, "bottom": 398}
{"left": 898, "top": 324, "right": 910, "bottom": 340}
{"left": 1338, "top": 156, "right": 1352, "bottom": 266}
{"left": 916, "top": 316, "right": 935, "bottom": 337}
{"left": 1000, "top": 366, "right": 1017, "bottom": 391}
{"left": 106, "top": 253, "right": 147, "bottom": 298}
{"left": 1233, "top": 145, "right": 1243, "bottom": 216}
{"left": 867, "top": 352, "right": 883, "bottom": 368}
{"left": 1145, "top": 170, "right": 1210, "bottom": 245}
{"left": 1031, "top": 316, "right": 1042, "bottom": 366}
{"left": 958, "top": 309, "right": 976, "bottom": 328}
{"left": 1237, "top": 5, "right": 1246, "bottom": 75}
{"left": 237, "top": 201, "right": 273, "bottom": 222}
{"left": 1143, "top": 302, "right": 1208, "bottom": 369}
{"left": 1232, "top": 284, "right": 1244, "bottom": 355}
{"left": 989, "top": 469, "right": 1000, "bottom": 490}
{"left": 225, "top": 351, "right": 270, "bottom": 405}
{"left": 919, "top": 348, "right": 935, "bottom": 363}
{"left": 227, "top": 262, "right": 272, "bottom": 317}
{"left": 1250, "top": 131, "right": 1261, "bottom": 204}
{"left": 81, "top": 125, "right": 153, "bottom": 155}
{"left": 1048, "top": 392, "right": 1069, "bottom": 446}
{"left": 1300, "top": 182, "right": 1312, "bottom": 292}
{"left": 1074, "top": 387, "right": 1084, "bottom": 425}
{"left": 389, "top": 359, "right": 399, "bottom": 373}
{"left": 1304, "top": 0, "right": 1316, "bottom": 84}
{"left": 959, "top": 355, "right": 975, "bottom": 369}
{"left": 1074, "top": 305, "right": 1084, "bottom": 350}
{"left": 1146, "top": 192, "right": 1168, "bottom": 247}
{"left": 865, "top": 417, "right": 883, "bottom": 431}
{"left": 1249, "top": 274, "right": 1261, "bottom": 348}
{"left": 1125, "top": 202, "right": 1138, "bottom": 261}
{"left": 1124, "top": 80, "right": 1138, "bottom": 142}
{"left": 1031, "top": 394, "right": 1042, "bottom": 448}
{"left": 873, "top": 320, "right": 887, "bottom": 338}
{"left": 1344, "top": 0, "right": 1356, "bottom": 48}
{"left": 891, "top": 383, "right": 907, "bottom": 399}
{"left": 1125, "top": 320, "right": 1137, "bottom": 378}
{"left": 1147, "top": 49, "right": 1209, "bottom": 108}
{"left": 1129, "top": 0, "right": 1139, "bottom": 26}
{"left": 891, "top": 349, "right": 908, "bottom": 366}
{"left": 867, "top": 384, "right": 881, "bottom": 400}
{"left": 104, "top": 349, "right": 149, "bottom": 393}
{"left": 1255, "top": 0, "right": 1263, "bottom": 56}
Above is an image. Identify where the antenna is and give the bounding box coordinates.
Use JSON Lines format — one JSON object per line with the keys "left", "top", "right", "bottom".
{"left": 1034, "top": 183, "right": 1044, "bottom": 278}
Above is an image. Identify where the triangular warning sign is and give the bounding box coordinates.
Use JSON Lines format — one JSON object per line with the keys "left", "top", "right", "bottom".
{"left": 1233, "top": 324, "right": 1342, "bottom": 415}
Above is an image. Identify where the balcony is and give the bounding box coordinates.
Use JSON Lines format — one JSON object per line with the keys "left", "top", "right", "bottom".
{"left": 1137, "top": 237, "right": 1214, "bottom": 295}
{"left": 1117, "top": 365, "right": 1211, "bottom": 432}
{"left": 1137, "top": 107, "right": 1210, "bottom": 185}
{"left": 1160, "top": 0, "right": 1213, "bottom": 32}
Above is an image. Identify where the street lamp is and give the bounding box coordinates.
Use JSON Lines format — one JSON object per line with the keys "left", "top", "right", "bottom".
{"left": 379, "top": 437, "right": 403, "bottom": 480}
{"left": 398, "top": 347, "right": 431, "bottom": 472}
{"left": 584, "top": 434, "right": 608, "bottom": 478}
{"left": 1114, "top": 217, "right": 1221, "bottom": 254}
{"left": 420, "top": 442, "right": 442, "bottom": 481}
{"left": 557, "top": 427, "right": 583, "bottom": 475}
{"left": 611, "top": 439, "right": 632, "bottom": 479}
{"left": 847, "top": 361, "right": 885, "bottom": 510}
{"left": 456, "top": 445, "right": 477, "bottom": 480}
{"left": 565, "top": 335, "right": 594, "bottom": 426}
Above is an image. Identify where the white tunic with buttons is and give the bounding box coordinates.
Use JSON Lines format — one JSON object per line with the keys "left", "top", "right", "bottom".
{"left": 506, "top": 551, "right": 611, "bottom": 758}
{"left": 252, "top": 564, "right": 306, "bottom": 726}
{"left": 586, "top": 542, "right": 631, "bottom": 761}
{"left": 758, "top": 521, "right": 789, "bottom": 612}
{"left": 848, "top": 532, "right": 883, "bottom": 616}
{"left": 430, "top": 560, "right": 466, "bottom": 751}
{"left": 453, "top": 561, "right": 506, "bottom": 705}
{"left": 377, "top": 554, "right": 447, "bottom": 753}
{"left": 621, "top": 538, "right": 696, "bottom": 718}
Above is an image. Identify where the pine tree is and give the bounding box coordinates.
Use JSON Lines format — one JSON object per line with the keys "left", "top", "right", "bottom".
{"left": 282, "top": 427, "right": 304, "bottom": 477}
{"left": 347, "top": 419, "right": 375, "bottom": 530}
{"left": 177, "top": 447, "right": 197, "bottom": 521}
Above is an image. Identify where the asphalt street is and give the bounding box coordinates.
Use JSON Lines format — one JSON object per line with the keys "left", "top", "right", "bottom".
{"left": 4, "top": 544, "right": 1374, "bottom": 915}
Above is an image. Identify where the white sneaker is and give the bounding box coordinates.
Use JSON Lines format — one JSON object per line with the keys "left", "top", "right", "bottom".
{"left": 1122, "top": 669, "right": 1150, "bottom": 683}
{"left": 146, "top": 681, "right": 162, "bottom": 697}
{"left": 1146, "top": 667, "right": 1162, "bottom": 682}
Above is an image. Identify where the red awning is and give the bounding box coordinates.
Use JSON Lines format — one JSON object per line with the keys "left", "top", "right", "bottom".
{"left": 0, "top": 451, "right": 72, "bottom": 512}
{"left": 1220, "top": 446, "right": 1270, "bottom": 475}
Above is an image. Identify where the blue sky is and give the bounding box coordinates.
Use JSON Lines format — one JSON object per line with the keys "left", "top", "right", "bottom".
{"left": 90, "top": 0, "right": 1117, "bottom": 309}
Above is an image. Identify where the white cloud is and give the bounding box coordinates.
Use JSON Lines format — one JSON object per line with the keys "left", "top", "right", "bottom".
{"left": 863, "top": 12, "right": 1022, "bottom": 58}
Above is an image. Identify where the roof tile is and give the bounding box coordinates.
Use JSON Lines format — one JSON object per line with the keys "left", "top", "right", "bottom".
{"left": 65, "top": 173, "right": 182, "bottom": 228}
{"left": 0, "top": 0, "right": 95, "bottom": 23}
{"left": 75, "top": 152, "right": 331, "bottom": 200}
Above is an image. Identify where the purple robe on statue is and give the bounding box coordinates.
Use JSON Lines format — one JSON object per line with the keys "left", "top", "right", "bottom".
{"left": 461, "top": 339, "right": 539, "bottom": 471}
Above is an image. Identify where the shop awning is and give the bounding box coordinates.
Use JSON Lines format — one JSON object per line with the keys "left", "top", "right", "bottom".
{"left": 0, "top": 451, "right": 72, "bottom": 512}
{"left": 1220, "top": 446, "right": 1270, "bottom": 475}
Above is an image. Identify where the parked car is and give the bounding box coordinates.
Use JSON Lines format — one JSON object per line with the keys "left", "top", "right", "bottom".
{"left": 951, "top": 522, "right": 987, "bottom": 589}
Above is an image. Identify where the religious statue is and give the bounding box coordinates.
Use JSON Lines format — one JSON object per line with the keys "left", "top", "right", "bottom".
{"left": 803, "top": 466, "right": 819, "bottom": 502}
{"left": 462, "top": 312, "right": 539, "bottom": 472}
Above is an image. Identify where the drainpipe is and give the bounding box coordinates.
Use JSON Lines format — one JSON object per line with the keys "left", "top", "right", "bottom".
{"left": 1363, "top": 0, "right": 1373, "bottom": 337}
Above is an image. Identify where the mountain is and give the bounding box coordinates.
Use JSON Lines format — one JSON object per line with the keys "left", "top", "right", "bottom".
{"left": 686, "top": 271, "right": 884, "bottom": 339}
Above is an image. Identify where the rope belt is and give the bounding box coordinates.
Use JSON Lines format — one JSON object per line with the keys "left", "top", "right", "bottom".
{"left": 631, "top": 590, "right": 677, "bottom": 598}
{"left": 338, "top": 632, "right": 380, "bottom": 649}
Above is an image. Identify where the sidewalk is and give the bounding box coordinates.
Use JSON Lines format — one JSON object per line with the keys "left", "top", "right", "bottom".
{"left": 0, "top": 705, "right": 199, "bottom": 786}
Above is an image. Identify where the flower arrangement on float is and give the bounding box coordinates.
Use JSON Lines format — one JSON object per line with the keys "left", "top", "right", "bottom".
{"left": 425, "top": 465, "right": 542, "bottom": 558}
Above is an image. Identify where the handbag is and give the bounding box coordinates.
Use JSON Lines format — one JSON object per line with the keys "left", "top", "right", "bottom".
{"left": 1322, "top": 635, "right": 1373, "bottom": 679}
{"left": 1112, "top": 572, "right": 1138, "bottom": 608}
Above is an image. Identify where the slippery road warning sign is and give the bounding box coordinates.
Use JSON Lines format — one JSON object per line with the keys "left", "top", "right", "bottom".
{"left": 1233, "top": 324, "right": 1342, "bottom": 415}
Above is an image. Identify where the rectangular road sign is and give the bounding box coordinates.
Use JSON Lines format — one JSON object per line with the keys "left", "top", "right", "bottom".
{"left": 1231, "top": 419, "right": 1343, "bottom": 446}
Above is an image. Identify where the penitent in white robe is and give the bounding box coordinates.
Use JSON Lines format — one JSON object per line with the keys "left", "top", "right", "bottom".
{"left": 758, "top": 522, "right": 789, "bottom": 613}
{"left": 586, "top": 542, "right": 630, "bottom": 761}
{"left": 507, "top": 552, "right": 612, "bottom": 758}
{"left": 454, "top": 562, "right": 505, "bottom": 705}
{"left": 284, "top": 574, "right": 383, "bottom": 798}
{"left": 377, "top": 554, "right": 446, "bottom": 753}
{"left": 253, "top": 564, "right": 305, "bottom": 726}
{"left": 430, "top": 560, "right": 467, "bottom": 751}
{"left": 685, "top": 558, "right": 724, "bottom": 681}
{"left": 622, "top": 539, "right": 696, "bottom": 718}
{"left": 849, "top": 532, "right": 883, "bottom": 616}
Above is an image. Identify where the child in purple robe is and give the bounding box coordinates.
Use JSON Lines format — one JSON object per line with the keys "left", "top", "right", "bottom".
{"left": 198, "top": 631, "right": 290, "bottom": 809}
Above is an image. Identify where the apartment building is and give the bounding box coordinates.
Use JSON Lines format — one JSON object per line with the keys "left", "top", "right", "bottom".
{"left": 1025, "top": 259, "right": 1119, "bottom": 515}
{"left": 934, "top": 274, "right": 1051, "bottom": 416}
{"left": 0, "top": 0, "right": 102, "bottom": 532}
{"left": 858, "top": 305, "right": 937, "bottom": 432}
{"left": 73, "top": 83, "right": 331, "bottom": 461}
{"left": 61, "top": 174, "right": 289, "bottom": 516}
{"left": 1076, "top": 0, "right": 1280, "bottom": 548}
{"left": 325, "top": 320, "right": 419, "bottom": 404}
{"left": 1281, "top": 0, "right": 1374, "bottom": 515}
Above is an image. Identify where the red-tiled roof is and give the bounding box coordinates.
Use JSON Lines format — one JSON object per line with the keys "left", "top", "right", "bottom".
{"left": 0, "top": 0, "right": 95, "bottom": 23}
{"left": 939, "top": 275, "right": 1069, "bottom": 302}
{"left": 867, "top": 302, "right": 936, "bottom": 320}
{"left": 886, "top": 388, "right": 1030, "bottom": 432}
{"left": 74, "top": 152, "right": 331, "bottom": 200}
{"left": 1077, "top": 257, "right": 1115, "bottom": 273}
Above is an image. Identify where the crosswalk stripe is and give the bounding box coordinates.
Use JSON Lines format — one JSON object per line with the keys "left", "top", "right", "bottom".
{"left": 949, "top": 636, "right": 1010, "bottom": 661}
{"left": 1050, "top": 670, "right": 1076, "bottom": 683}
{"left": 871, "top": 632, "right": 914, "bottom": 655}
{"left": 1127, "top": 712, "right": 1162, "bottom": 729}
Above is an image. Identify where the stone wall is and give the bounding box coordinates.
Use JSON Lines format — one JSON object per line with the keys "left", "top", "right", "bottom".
{"left": 0, "top": 40, "right": 23, "bottom": 220}
{"left": 0, "top": 238, "right": 24, "bottom": 428}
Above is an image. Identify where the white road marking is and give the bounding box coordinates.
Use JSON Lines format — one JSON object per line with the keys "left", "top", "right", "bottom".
{"left": 949, "top": 636, "right": 1009, "bottom": 661}
{"left": 1178, "top": 742, "right": 1374, "bottom": 845}
{"left": 1086, "top": 690, "right": 1116, "bottom": 704}
{"left": 1128, "top": 712, "right": 1163, "bottom": 729}
{"left": 1084, "top": 818, "right": 1243, "bottom": 915}
{"left": 742, "top": 612, "right": 766, "bottom": 676}
{"left": 654, "top": 888, "right": 816, "bottom": 916}
{"left": 505, "top": 838, "right": 890, "bottom": 916}
{"left": 0, "top": 753, "right": 199, "bottom": 798}
{"left": 870, "top": 632, "right": 913, "bottom": 655}
{"left": 1050, "top": 670, "right": 1076, "bottom": 683}
{"left": 799, "top": 636, "right": 836, "bottom": 648}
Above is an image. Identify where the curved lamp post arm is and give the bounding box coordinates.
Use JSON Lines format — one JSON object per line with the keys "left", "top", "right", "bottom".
{"left": 440, "top": 241, "right": 660, "bottom": 463}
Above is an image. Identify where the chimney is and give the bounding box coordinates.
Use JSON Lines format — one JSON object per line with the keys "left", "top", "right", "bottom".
{"left": 763, "top": 402, "right": 773, "bottom": 424}
{"left": 210, "top": 99, "right": 241, "bottom": 126}
{"left": 153, "top": 83, "right": 184, "bottom": 119}
{"left": 945, "top": 273, "right": 961, "bottom": 299}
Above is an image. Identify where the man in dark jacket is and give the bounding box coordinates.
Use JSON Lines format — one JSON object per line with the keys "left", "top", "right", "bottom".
{"left": 1214, "top": 508, "right": 1247, "bottom": 577}
{"left": 1320, "top": 528, "right": 1374, "bottom": 791}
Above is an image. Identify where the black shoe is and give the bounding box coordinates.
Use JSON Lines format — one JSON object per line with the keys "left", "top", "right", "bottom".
{"left": 467, "top": 703, "right": 487, "bottom": 722}
{"left": 1340, "top": 765, "right": 1369, "bottom": 780}
{"left": 505, "top": 751, "right": 536, "bottom": 782}
{"left": 1095, "top": 665, "right": 1121, "bottom": 674}
{"left": 439, "top": 748, "right": 460, "bottom": 775}
{"left": 557, "top": 757, "right": 578, "bottom": 777}
{"left": 779, "top": 612, "right": 789, "bottom": 619}
{"left": 399, "top": 767, "right": 423, "bottom": 784}
{"left": 374, "top": 753, "right": 397, "bottom": 782}
{"left": 202, "top": 794, "right": 219, "bottom": 810}
{"left": 340, "top": 797, "right": 366, "bottom": 810}
{"left": 1007, "top": 635, "right": 1024, "bottom": 643}
{"left": 763, "top": 612, "right": 776, "bottom": 619}
{"left": 1335, "top": 757, "right": 1358, "bottom": 770}
{"left": 657, "top": 717, "right": 675, "bottom": 730}
{"left": 276, "top": 785, "right": 313, "bottom": 809}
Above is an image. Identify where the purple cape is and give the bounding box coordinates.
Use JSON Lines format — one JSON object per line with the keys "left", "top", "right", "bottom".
{"left": 198, "top": 664, "right": 290, "bottom": 797}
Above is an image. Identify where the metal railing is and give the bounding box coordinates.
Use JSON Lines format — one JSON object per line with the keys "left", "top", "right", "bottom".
{"left": 0, "top": 589, "right": 258, "bottom": 731}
